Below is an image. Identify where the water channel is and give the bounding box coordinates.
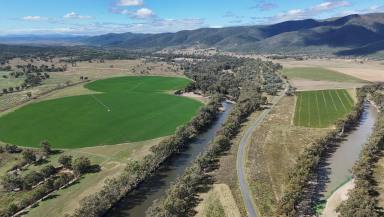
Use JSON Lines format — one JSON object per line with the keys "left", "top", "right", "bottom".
{"left": 322, "top": 102, "right": 378, "bottom": 198}
{"left": 106, "top": 102, "right": 234, "bottom": 217}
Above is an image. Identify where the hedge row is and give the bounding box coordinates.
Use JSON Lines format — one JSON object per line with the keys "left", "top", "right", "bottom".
{"left": 337, "top": 87, "right": 384, "bottom": 217}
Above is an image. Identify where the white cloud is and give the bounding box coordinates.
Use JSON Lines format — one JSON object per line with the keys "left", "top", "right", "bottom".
{"left": 134, "top": 8, "right": 154, "bottom": 18}
{"left": 117, "top": 0, "right": 143, "bottom": 6}
{"left": 265, "top": 1, "right": 352, "bottom": 23}
{"left": 64, "top": 12, "right": 92, "bottom": 19}
{"left": 312, "top": 1, "right": 351, "bottom": 12}
{"left": 0, "top": 17, "right": 206, "bottom": 35}
{"left": 22, "top": 16, "right": 46, "bottom": 21}
{"left": 338, "top": 5, "right": 384, "bottom": 16}
{"left": 113, "top": 7, "right": 154, "bottom": 19}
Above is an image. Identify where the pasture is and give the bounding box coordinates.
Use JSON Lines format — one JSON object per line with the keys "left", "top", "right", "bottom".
{"left": 0, "top": 76, "right": 202, "bottom": 148}
{"left": 282, "top": 67, "right": 365, "bottom": 83}
{"left": 294, "top": 89, "right": 354, "bottom": 128}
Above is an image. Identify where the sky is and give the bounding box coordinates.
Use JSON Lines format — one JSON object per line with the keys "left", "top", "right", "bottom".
{"left": 0, "top": 0, "right": 383, "bottom": 35}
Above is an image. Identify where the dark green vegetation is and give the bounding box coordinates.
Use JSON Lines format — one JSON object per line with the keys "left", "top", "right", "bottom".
{"left": 0, "top": 76, "right": 202, "bottom": 148}
{"left": 0, "top": 140, "right": 99, "bottom": 217}
{"left": 72, "top": 96, "right": 223, "bottom": 217}
{"left": 294, "top": 89, "right": 354, "bottom": 128}
{"left": 278, "top": 88, "right": 365, "bottom": 216}
{"left": 0, "top": 44, "right": 144, "bottom": 66}
{"left": 282, "top": 67, "right": 365, "bottom": 83}
{"left": 181, "top": 55, "right": 282, "bottom": 98}
{"left": 146, "top": 82, "right": 265, "bottom": 217}
{"left": 338, "top": 85, "right": 384, "bottom": 217}
{"left": 70, "top": 55, "right": 283, "bottom": 217}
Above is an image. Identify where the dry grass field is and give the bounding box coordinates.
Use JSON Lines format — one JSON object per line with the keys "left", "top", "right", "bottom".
{"left": 374, "top": 152, "right": 384, "bottom": 208}
{"left": 194, "top": 111, "right": 263, "bottom": 217}
{"left": 245, "top": 96, "right": 329, "bottom": 216}
{"left": 24, "top": 138, "right": 162, "bottom": 217}
{"left": 195, "top": 184, "right": 241, "bottom": 217}
{"left": 0, "top": 137, "right": 163, "bottom": 216}
{"left": 0, "top": 58, "right": 187, "bottom": 216}
{"left": 0, "top": 59, "right": 183, "bottom": 112}
{"left": 278, "top": 58, "right": 384, "bottom": 82}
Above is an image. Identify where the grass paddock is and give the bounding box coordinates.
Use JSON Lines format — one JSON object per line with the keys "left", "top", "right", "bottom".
{"left": 282, "top": 67, "right": 366, "bottom": 82}
{"left": 294, "top": 89, "right": 354, "bottom": 128}
{"left": 0, "top": 76, "right": 202, "bottom": 148}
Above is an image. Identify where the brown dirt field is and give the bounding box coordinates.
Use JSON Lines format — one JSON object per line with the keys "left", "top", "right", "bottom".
{"left": 277, "top": 58, "right": 384, "bottom": 82}
{"left": 245, "top": 96, "right": 329, "bottom": 216}
{"left": 24, "top": 138, "right": 162, "bottom": 217}
{"left": 290, "top": 79, "right": 366, "bottom": 91}
{"left": 0, "top": 59, "right": 184, "bottom": 113}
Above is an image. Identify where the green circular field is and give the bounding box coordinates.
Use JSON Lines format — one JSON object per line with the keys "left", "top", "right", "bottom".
{"left": 0, "top": 76, "right": 202, "bottom": 148}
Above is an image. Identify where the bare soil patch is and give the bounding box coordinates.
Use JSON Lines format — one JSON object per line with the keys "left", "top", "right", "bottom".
{"left": 180, "top": 92, "right": 209, "bottom": 104}
{"left": 322, "top": 180, "right": 355, "bottom": 217}
{"left": 278, "top": 58, "right": 384, "bottom": 82}
{"left": 291, "top": 79, "right": 365, "bottom": 91}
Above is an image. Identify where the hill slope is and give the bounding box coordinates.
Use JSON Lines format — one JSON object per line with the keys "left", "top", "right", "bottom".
{"left": 83, "top": 13, "right": 384, "bottom": 55}
{"left": 82, "top": 13, "right": 384, "bottom": 56}
{"left": 1, "top": 13, "right": 384, "bottom": 56}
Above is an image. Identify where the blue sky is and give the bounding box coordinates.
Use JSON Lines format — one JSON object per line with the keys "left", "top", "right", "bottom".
{"left": 0, "top": 0, "right": 383, "bottom": 35}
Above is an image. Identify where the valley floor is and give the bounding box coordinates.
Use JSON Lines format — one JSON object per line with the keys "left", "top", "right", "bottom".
{"left": 245, "top": 95, "right": 329, "bottom": 216}
{"left": 0, "top": 59, "right": 189, "bottom": 216}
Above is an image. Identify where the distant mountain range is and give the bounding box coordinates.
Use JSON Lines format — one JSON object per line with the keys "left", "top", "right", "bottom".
{"left": 1, "top": 13, "right": 384, "bottom": 56}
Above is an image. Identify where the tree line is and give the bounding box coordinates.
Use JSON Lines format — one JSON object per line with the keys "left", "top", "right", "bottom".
{"left": 69, "top": 54, "right": 283, "bottom": 217}
{"left": 277, "top": 88, "right": 366, "bottom": 216}
{"left": 0, "top": 142, "right": 99, "bottom": 216}
{"left": 70, "top": 96, "right": 222, "bottom": 217}
{"left": 145, "top": 83, "right": 265, "bottom": 216}
{"left": 337, "top": 85, "right": 384, "bottom": 217}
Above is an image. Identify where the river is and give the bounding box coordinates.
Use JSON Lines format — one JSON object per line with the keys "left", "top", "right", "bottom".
{"left": 105, "top": 102, "right": 234, "bottom": 217}
{"left": 322, "top": 102, "right": 378, "bottom": 199}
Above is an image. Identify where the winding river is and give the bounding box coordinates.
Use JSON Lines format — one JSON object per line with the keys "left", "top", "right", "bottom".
{"left": 322, "top": 102, "right": 378, "bottom": 199}
{"left": 105, "top": 102, "right": 234, "bottom": 217}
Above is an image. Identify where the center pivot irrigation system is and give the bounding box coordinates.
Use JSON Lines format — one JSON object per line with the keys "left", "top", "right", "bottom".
{"left": 90, "top": 95, "right": 111, "bottom": 112}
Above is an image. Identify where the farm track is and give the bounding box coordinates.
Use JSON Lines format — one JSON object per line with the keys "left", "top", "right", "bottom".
{"left": 237, "top": 88, "right": 286, "bottom": 217}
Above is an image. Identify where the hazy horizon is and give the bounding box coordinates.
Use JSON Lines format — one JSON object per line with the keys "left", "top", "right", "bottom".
{"left": 0, "top": 0, "right": 383, "bottom": 35}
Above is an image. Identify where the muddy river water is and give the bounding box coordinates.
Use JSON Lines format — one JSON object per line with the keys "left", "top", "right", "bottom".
{"left": 322, "top": 102, "right": 378, "bottom": 198}
{"left": 105, "top": 102, "right": 234, "bottom": 217}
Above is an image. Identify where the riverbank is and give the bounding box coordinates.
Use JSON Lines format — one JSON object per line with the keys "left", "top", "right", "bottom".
{"left": 322, "top": 179, "right": 355, "bottom": 217}
{"left": 105, "top": 102, "right": 233, "bottom": 216}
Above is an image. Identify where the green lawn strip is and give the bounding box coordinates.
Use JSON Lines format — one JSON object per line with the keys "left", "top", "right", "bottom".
{"left": 320, "top": 90, "right": 332, "bottom": 127}
{"left": 0, "top": 76, "right": 203, "bottom": 149}
{"left": 282, "top": 67, "right": 367, "bottom": 83}
{"left": 326, "top": 90, "right": 341, "bottom": 125}
{"left": 295, "top": 95, "right": 301, "bottom": 125}
{"left": 305, "top": 92, "right": 311, "bottom": 127}
{"left": 334, "top": 90, "right": 348, "bottom": 113}
{"left": 328, "top": 90, "right": 345, "bottom": 123}
{"left": 315, "top": 92, "right": 322, "bottom": 127}
{"left": 294, "top": 94, "right": 302, "bottom": 126}
{"left": 340, "top": 90, "right": 354, "bottom": 108}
